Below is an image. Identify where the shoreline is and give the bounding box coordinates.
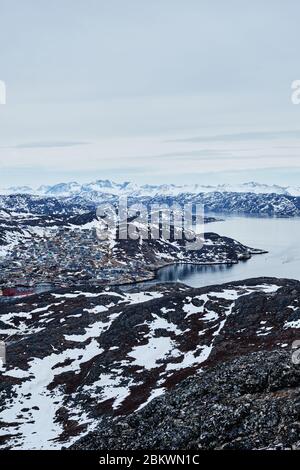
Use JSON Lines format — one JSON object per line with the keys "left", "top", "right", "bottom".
{"left": 0, "top": 248, "right": 268, "bottom": 299}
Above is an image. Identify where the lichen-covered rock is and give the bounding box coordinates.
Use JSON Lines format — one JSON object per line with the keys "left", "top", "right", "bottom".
{"left": 71, "top": 350, "right": 300, "bottom": 450}
{"left": 1, "top": 277, "right": 300, "bottom": 449}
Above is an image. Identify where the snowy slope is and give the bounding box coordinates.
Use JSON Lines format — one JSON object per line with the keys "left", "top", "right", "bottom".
{"left": 1, "top": 278, "right": 295, "bottom": 450}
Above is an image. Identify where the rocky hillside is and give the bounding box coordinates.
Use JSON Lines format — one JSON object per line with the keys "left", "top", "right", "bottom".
{"left": 0, "top": 194, "right": 89, "bottom": 216}
{"left": 138, "top": 191, "right": 300, "bottom": 217}
{"left": 0, "top": 277, "right": 300, "bottom": 449}
{"left": 2, "top": 188, "right": 300, "bottom": 218}
{"left": 73, "top": 349, "right": 300, "bottom": 450}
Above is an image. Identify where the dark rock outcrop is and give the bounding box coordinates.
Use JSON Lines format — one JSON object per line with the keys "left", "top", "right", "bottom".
{"left": 1, "top": 277, "right": 300, "bottom": 449}
{"left": 71, "top": 349, "right": 300, "bottom": 450}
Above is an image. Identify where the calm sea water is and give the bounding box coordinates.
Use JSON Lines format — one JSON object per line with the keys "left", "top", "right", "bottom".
{"left": 156, "top": 215, "right": 300, "bottom": 288}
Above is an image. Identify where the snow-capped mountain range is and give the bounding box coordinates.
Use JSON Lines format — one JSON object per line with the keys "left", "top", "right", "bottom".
{"left": 1, "top": 180, "right": 300, "bottom": 198}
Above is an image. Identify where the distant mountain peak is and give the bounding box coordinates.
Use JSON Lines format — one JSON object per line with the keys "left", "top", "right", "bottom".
{"left": 1, "top": 180, "right": 300, "bottom": 198}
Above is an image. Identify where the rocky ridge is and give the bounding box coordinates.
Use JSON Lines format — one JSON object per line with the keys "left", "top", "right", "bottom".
{"left": 72, "top": 349, "right": 300, "bottom": 450}
{"left": 0, "top": 277, "right": 299, "bottom": 449}
{"left": 1, "top": 187, "right": 300, "bottom": 218}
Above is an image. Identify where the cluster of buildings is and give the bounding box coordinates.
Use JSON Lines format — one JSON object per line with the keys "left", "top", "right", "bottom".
{"left": 0, "top": 227, "right": 153, "bottom": 297}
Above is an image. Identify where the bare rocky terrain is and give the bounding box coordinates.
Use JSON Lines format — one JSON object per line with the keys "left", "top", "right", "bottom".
{"left": 72, "top": 349, "right": 300, "bottom": 450}
{"left": 0, "top": 277, "right": 299, "bottom": 449}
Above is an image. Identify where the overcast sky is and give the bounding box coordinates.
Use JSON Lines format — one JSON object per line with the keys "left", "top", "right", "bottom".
{"left": 1, "top": 0, "right": 300, "bottom": 187}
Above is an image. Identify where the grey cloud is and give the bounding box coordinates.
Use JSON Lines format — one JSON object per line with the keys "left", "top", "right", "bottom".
{"left": 12, "top": 141, "right": 90, "bottom": 149}
{"left": 167, "top": 130, "right": 300, "bottom": 144}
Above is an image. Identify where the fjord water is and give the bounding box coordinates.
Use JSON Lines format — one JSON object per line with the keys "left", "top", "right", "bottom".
{"left": 156, "top": 215, "right": 300, "bottom": 288}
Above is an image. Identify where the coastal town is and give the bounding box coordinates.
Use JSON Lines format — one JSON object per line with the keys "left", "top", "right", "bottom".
{"left": 0, "top": 214, "right": 263, "bottom": 300}
{"left": 0, "top": 225, "right": 156, "bottom": 297}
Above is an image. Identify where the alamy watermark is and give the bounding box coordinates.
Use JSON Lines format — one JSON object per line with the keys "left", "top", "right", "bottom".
{"left": 292, "top": 340, "right": 300, "bottom": 364}
{"left": 0, "top": 80, "right": 6, "bottom": 104}
{"left": 291, "top": 80, "right": 300, "bottom": 104}
{"left": 0, "top": 341, "right": 6, "bottom": 365}
{"left": 95, "top": 197, "right": 205, "bottom": 251}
